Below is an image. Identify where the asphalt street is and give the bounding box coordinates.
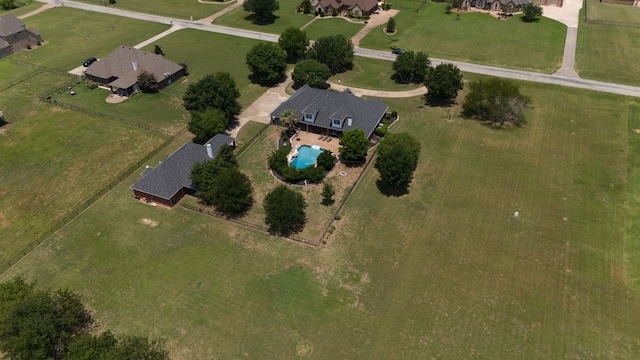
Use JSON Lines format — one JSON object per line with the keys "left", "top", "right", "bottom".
{"left": 37, "top": 0, "right": 640, "bottom": 98}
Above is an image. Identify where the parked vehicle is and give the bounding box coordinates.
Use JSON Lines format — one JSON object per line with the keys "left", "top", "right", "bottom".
{"left": 391, "top": 48, "right": 405, "bottom": 54}
{"left": 83, "top": 57, "right": 97, "bottom": 67}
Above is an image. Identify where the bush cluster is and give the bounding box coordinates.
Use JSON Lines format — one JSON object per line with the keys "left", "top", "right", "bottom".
{"left": 269, "top": 145, "right": 335, "bottom": 183}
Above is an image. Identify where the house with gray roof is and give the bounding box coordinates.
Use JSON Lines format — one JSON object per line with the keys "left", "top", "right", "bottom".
{"left": 131, "top": 134, "right": 235, "bottom": 207}
{"left": 0, "top": 14, "right": 42, "bottom": 59}
{"left": 270, "top": 85, "right": 388, "bottom": 139}
{"left": 309, "top": 0, "right": 378, "bottom": 16}
{"left": 85, "top": 45, "right": 185, "bottom": 97}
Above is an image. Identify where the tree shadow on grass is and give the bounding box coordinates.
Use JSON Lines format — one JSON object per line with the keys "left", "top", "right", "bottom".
{"left": 425, "top": 95, "right": 456, "bottom": 108}
{"left": 376, "top": 179, "right": 409, "bottom": 197}
{"left": 247, "top": 72, "right": 288, "bottom": 87}
{"left": 321, "top": 198, "right": 335, "bottom": 206}
{"left": 244, "top": 14, "right": 279, "bottom": 25}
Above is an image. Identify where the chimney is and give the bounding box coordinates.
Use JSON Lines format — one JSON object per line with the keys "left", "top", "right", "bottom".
{"left": 206, "top": 143, "right": 213, "bottom": 158}
{"left": 347, "top": 117, "right": 352, "bottom": 127}
{"left": 132, "top": 60, "right": 138, "bottom": 71}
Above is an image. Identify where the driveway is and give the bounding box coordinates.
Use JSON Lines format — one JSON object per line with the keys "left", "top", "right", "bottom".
{"left": 350, "top": 9, "right": 399, "bottom": 46}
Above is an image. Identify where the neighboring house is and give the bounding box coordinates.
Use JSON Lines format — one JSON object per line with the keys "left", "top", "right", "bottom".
{"left": 462, "top": 0, "right": 531, "bottom": 11}
{"left": 309, "top": 0, "right": 378, "bottom": 16}
{"left": 270, "top": 84, "right": 388, "bottom": 139}
{"left": 131, "top": 134, "right": 236, "bottom": 207}
{"left": 0, "top": 14, "right": 42, "bottom": 59}
{"left": 85, "top": 45, "right": 185, "bottom": 97}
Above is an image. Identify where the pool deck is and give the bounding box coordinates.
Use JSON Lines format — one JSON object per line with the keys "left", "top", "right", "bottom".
{"left": 290, "top": 130, "right": 341, "bottom": 154}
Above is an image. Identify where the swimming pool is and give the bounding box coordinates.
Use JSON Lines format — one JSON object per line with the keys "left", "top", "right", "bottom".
{"left": 290, "top": 145, "right": 324, "bottom": 169}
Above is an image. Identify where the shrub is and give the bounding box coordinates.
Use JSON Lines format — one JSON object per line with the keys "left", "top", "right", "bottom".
{"left": 86, "top": 82, "right": 98, "bottom": 90}
{"left": 316, "top": 150, "right": 336, "bottom": 171}
{"left": 332, "top": 8, "right": 337, "bottom": 16}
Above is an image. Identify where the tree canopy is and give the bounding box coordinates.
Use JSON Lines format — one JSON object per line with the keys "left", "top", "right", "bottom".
{"left": 306, "top": 34, "right": 354, "bottom": 74}
{"left": 246, "top": 42, "right": 287, "bottom": 84}
{"left": 522, "top": 3, "right": 543, "bottom": 22}
{"left": 0, "top": 276, "right": 169, "bottom": 360}
{"left": 462, "top": 78, "right": 532, "bottom": 127}
{"left": 207, "top": 167, "right": 254, "bottom": 216}
{"left": 375, "top": 132, "right": 421, "bottom": 188}
{"left": 392, "top": 51, "right": 431, "bottom": 84}
{"left": 137, "top": 70, "right": 159, "bottom": 93}
{"left": 280, "top": 109, "right": 298, "bottom": 131}
{"left": 291, "top": 59, "right": 332, "bottom": 88}
{"left": 264, "top": 185, "right": 307, "bottom": 235}
{"left": 187, "top": 108, "right": 228, "bottom": 143}
{"left": 339, "top": 129, "right": 369, "bottom": 162}
{"left": 386, "top": 16, "right": 396, "bottom": 33}
{"left": 243, "top": 0, "right": 279, "bottom": 23}
{"left": 279, "top": 27, "right": 309, "bottom": 62}
{"left": 183, "top": 72, "right": 241, "bottom": 122}
{"left": 424, "top": 63, "right": 464, "bottom": 102}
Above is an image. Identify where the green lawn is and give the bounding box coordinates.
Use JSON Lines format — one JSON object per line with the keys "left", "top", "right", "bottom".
{"left": 0, "top": 0, "right": 41, "bottom": 18}
{"left": 585, "top": 0, "right": 640, "bottom": 25}
{"left": 576, "top": 8, "right": 640, "bottom": 86}
{"left": 71, "top": 0, "right": 235, "bottom": 20}
{"left": 0, "top": 71, "right": 167, "bottom": 268}
{"left": 214, "top": 0, "right": 313, "bottom": 34}
{"left": 0, "top": 58, "right": 42, "bottom": 87}
{"left": 329, "top": 56, "right": 423, "bottom": 91}
{"left": 14, "top": 7, "right": 169, "bottom": 71}
{"left": 359, "top": 2, "right": 566, "bottom": 73}
{"left": 3, "top": 79, "right": 640, "bottom": 358}
{"left": 302, "top": 17, "right": 365, "bottom": 40}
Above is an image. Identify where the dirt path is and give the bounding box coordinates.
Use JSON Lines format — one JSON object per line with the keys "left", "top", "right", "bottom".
{"left": 18, "top": 2, "right": 59, "bottom": 19}
{"left": 350, "top": 9, "right": 398, "bottom": 47}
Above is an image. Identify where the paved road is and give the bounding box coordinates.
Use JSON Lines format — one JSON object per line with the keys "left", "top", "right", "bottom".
{"left": 36, "top": 0, "right": 640, "bottom": 98}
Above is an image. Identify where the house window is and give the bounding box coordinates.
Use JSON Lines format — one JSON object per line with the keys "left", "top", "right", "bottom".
{"left": 304, "top": 112, "right": 315, "bottom": 123}
{"left": 331, "top": 118, "right": 344, "bottom": 128}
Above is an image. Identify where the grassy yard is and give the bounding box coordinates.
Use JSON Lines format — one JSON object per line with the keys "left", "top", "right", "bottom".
{"left": 46, "top": 29, "right": 273, "bottom": 135}
{"left": 302, "top": 17, "right": 365, "bottom": 40}
{"left": 14, "top": 7, "right": 169, "bottom": 71}
{"left": 576, "top": 8, "right": 640, "bottom": 86}
{"left": 0, "top": 0, "right": 41, "bottom": 18}
{"left": 214, "top": 0, "right": 313, "bottom": 34}
{"left": 584, "top": 0, "right": 640, "bottom": 25}
{"left": 71, "top": 0, "right": 235, "bottom": 20}
{"left": 328, "top": 56, "right": 423, "bottom": 91}
{"left": 359, "top": 2, "right": 566, "bottom": 73}
{"left": 3, "top": 78, "right": 640, "bottom": 358}
{"left": 0, "top": 70, "right": 167, "bottom": 268}
{"left": 0, "top": 58, "right": 42, "bottom": 86}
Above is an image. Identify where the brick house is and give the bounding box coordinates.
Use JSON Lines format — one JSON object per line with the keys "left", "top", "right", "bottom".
{"left": 85, "top": 45, "right": 185, "bottom": 97}
{"left": 310, "top": 0, "right": 379, "bottom": 16}
{"left": 0, "top": 14, "right": 42, "bottom": 59}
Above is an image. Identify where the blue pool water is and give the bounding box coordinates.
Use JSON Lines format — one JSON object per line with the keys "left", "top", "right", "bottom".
{"left": 290, "top": 145, "right": 324, "bottom": 169}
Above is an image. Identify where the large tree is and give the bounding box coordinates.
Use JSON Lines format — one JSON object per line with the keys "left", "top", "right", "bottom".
{"left": 0, "top": 276, "right": 92, "bottom": 360}
{"left": 522, "top": 3, "right": 543, "bottom": 22}
{"left": 306, "top": 34, "right": 354, "bottom": 74}
{"left": 190, "top": 144, "right": 239, "bottom": 205}
{"left": 264, "top": 185, "right": 307, "bottom": 235}
{"left": 425, "top": 63, "right": 464, "bottom": 102}
{"left": 291, "top": 59, "right": 332, "bottom": 88}
{"left": 392, "top": 51, "right": 431, "bottom": 84}
{"left": 64, "top": 332, "right": 169, "bottom": 360}
{"left": 279, "top": 109, "right": 298, "bottom": 131}
{"left": 187, "top": 108, "right": 228, "bottom": 143}
{"left": 183, "top": 72, "right": 241, "bottom": 122}
{"left": 375, "top": 132, "right": 421, "bottom": 188}
{"left": 462, "top": 78, "right": 532, "bottom": 127}
{"left": 246, "top": 42, "right": 287, "bottom": 84}
{"left": 279, "top": 27, "right": 309, "bottom": 63}
{"left": 243, "top": 0, "right": 279, "bottom": 23}
{"left": 208, "top": 167, "right": 254, "bottom": 216}
{"left": 137, "top": 70, "right": 159, "bottom": 93}
{"left": 339, "top": 129, "right": 368, "bottom": 162}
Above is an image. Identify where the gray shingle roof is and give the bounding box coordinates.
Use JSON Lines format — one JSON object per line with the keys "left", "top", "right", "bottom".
{"left": 131, "top": 134, "right": 235, "bottom": 200}
{"left": 0, "top": 39, "right": 10, "bottom": 50}
{"left": 0, "top": 14, "right": 25, "bottom": 37}
{"left": 86, "top": 45, "right": 183, "bottom": 90}
{"left": 270, "top": 85, "right": 388, "bottom": 138}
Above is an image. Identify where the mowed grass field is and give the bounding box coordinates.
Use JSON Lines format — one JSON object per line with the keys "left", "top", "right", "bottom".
{"left": 72, "top": 0, "right": 235, "bottom": 20}
{"left": 14, "top": 7, "right": 169, "bottom": 71}
{"left": 3, "top": 77, "right": 640, "bottom": 358}
{"left": 584, "top": 0, "right": 640, "bottom": 25}
{"left": 0, "top": 66, "right": 167, "bottom": 267}
{"left": 0, "top": 0, "right": 42, "bottom": 18}
{"left": 576, "top": 6, "right": 640, "bottom": 86}
{"left": 214, "top": 0, "right": 313, "bottom": 34}
{"left": 328, "top": 56, "right": 423, "bottom": 91}
{"left": 359, "top": 2, "right": 566, "bottom": 73}
{"left": 302, "top": 17, "right": 365, "bottom": 40}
